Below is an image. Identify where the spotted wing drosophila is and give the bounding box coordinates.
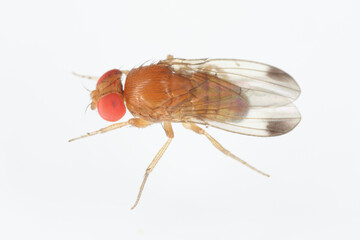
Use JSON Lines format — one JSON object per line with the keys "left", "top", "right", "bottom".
{"left": 70, "top": 55, "right": 301, "bottom": 209}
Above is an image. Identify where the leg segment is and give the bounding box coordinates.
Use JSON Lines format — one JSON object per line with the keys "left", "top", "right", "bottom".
{"left": 72, "top": 72, "right": 99, "bottom": 81}
{"left": 69, "top": 118, "right": 152, "bottom": 142}
{"left": 72, "top": 70, "right": 130, "bottom": 80}
{"left": 182, "top": 123, "right": 270, "bottom": 177}
{"left": 131, "top": 122, "right": 174, "bottom": 209}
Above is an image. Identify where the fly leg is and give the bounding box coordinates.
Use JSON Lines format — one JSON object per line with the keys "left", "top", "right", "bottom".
{"left": 131, "top": 122, "right": 174, "bottom": 209}
{"left": 72, "top": 70, "right": 130, "bottom": 80}
{"left": 69, "top": 118, "right": 152, "bottom": 142}
{"left": 182, "top": 123, "right": 270, "bottom": 177}
{"left": 72, "top": 72, "right": 99, "bottom": 81}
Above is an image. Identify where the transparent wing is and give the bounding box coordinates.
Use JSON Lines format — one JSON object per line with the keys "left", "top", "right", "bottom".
{"left": 162, "top": 58, "right": 301, "bottom": 137}
{"left": 163, "top": 58, "right": 300, "bottom": 101}
{"left": 186, "top": 102, "right": 301, "bottom": 137}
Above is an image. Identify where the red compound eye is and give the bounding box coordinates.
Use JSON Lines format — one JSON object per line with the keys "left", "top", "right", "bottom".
{"left": 96, "top": 69, "right": 126, "bottom": 122}
{"left": 97, "top": 93, "right": 126, "bottom": 122}
{"left": 96, "top": 69, "right": 121, "bottom": 85}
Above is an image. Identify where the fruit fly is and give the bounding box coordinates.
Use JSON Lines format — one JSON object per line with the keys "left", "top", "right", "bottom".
{"left": 69, "top": 55, "right": 301, "bottom": 209}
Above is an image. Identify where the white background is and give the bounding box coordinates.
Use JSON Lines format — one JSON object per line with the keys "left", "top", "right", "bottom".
{"left": 1, "top": 0, "right": 359, "bottom": 239}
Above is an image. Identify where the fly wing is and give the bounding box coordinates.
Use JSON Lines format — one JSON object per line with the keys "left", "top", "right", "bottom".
{"left": 163, "top": 58, "right": 300, "bottom": 101}
{"left": 162, "top": 58, "right": 301, "bottom": 137}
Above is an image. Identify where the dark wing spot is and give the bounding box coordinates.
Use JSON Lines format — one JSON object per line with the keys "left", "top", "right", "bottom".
{"left": 267, "top": 66, "right": 290, "bottom": 82}
{"left": 266, "top": 120, "right": 291, "bottom": 136}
